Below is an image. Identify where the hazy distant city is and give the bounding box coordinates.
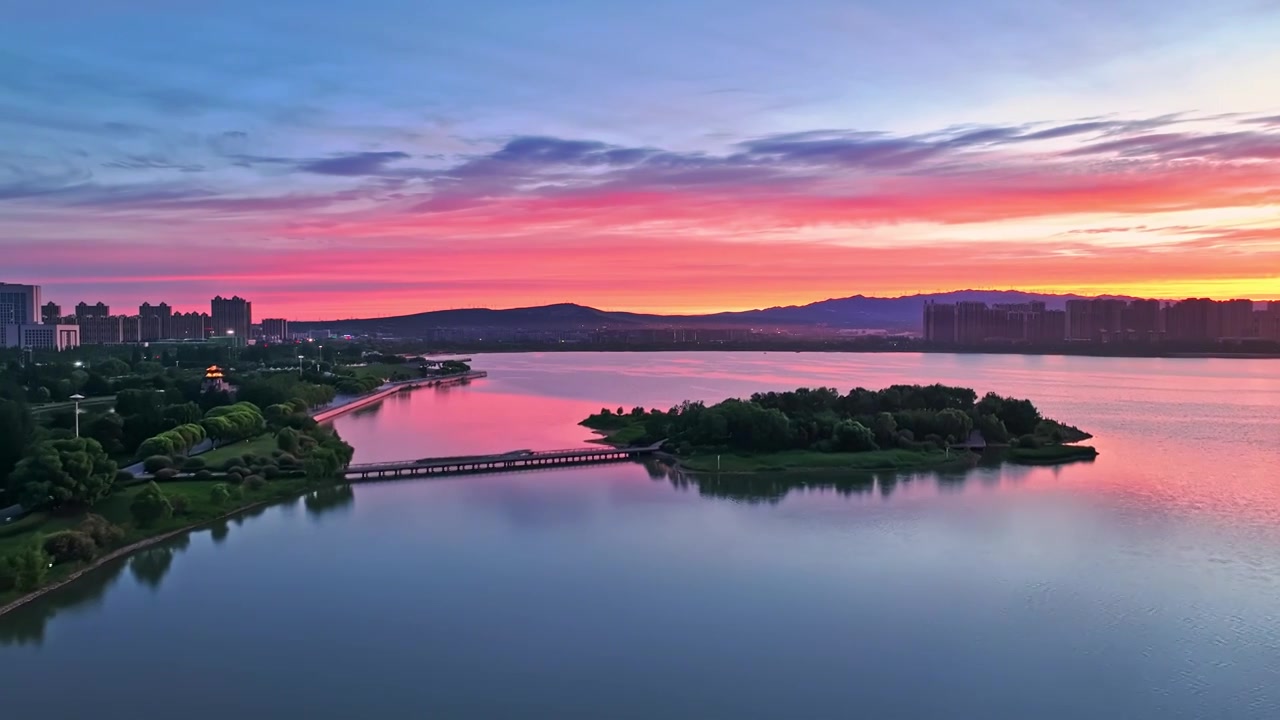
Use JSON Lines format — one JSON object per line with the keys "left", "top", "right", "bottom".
{"left": 4, "top": 280, "right": 1278, "bottom": 354}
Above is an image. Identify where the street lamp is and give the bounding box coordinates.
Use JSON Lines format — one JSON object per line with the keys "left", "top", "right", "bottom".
{"left": 70, "top": 394, "right": 85, "bottom": 438}
{"left": 298, "top": 355, "right": 305, "bottom": 377}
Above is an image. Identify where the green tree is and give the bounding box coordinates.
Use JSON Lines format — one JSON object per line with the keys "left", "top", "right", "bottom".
{"left": 43, "top": 531, "right": 98, "bottom": 565}
{"left": 209, "top": 483, "right": 231, "bottom": 505}
{"left": 0, "top": 398, "right": 34, "bottom": 489}
{"left": 833, "top": 420, "right": 878, "bottom": 452}
{"left": 871, "top": 412, "right": 898, "bottom": 445}
{"left": 8, "top": 543, "right": 51, "bottom": 591}
{"left": 130, "top": 482, "right": 173, "bottom": 527}
{"left": 8, "top": 437, "right": 118, "bottom": 510}
{"left": 86, "top": 412, "right": 126, "bottom": 455}
{"left": 937, "top": 408, "right": 974, "bottom": 444}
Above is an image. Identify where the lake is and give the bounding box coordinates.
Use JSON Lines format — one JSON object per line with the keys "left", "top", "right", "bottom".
{"left": 3, "top": 352, "right": 1279, "bottom": 719}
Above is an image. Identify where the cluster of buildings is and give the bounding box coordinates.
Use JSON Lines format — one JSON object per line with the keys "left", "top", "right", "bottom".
{"left": 1, "top": 282, "right": 292, "bottom": 351}
{"left": 924, "top": 297, "right": 1280, "bottom": 345}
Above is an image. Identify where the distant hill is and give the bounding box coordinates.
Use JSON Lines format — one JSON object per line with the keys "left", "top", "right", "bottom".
{"left": 290, "top": 291, "right": 1140, "bottom": 336}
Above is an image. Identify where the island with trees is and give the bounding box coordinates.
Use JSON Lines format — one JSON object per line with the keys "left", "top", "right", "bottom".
{"left": 582, "top": 384, "right": 1095, "bottom": 473}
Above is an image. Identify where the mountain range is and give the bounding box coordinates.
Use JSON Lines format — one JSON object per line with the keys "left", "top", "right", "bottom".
{"left": 290, "top": 291, "right": 1138, "bottom": 336}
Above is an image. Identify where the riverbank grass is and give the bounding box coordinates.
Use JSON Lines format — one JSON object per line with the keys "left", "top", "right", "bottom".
{"left": 677, "top": 448, "right": 966, "bottom": 474}
{"left": 199, "top": 434, "right": 278, "bottom": 465}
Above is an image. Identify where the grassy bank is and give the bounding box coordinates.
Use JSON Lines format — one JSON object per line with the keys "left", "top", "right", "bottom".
{"left": 1006, "top": 444, "right": 1099, "bottom": 465}
{"left": 199, "top": 434, "right": 278, "bottom": 465}
{"left": 0, "top": 478, "right": 312, "bottom": 607}
{"left": 676, "top": 448, "right": 970, "bottom": 474}
{"left": 589, "top": 425, "right": 649, "bottom": 447}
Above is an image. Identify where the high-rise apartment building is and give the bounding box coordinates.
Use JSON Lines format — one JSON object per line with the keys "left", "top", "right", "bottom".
{"left": 260, "top": 318, "right": 289, "bottom": 341}
{"left": 1219, "top": 299, "right": 1255, "bottom": 339}
{"left": 75, "top": 302, "right": 110, "bottom": 321}
{"left": 41, "top": 302, "right": 62, "bottom": 325}
{"left": 139, "top": 302, "right": 173, "bottom": 341}
{"left": 78, "top": 315, "right": 124, "bottom": 345}
{"left": 0, "top": 282, "right": 41, "bottom": 325}
{"left": 171, "top": 312, "right": 211, "bottom": 340}
{"left": 211, "top": 295, "right": 252, "bottom": 343}
{"left": 121, "top": 315, "right": 141, "bottom": 343}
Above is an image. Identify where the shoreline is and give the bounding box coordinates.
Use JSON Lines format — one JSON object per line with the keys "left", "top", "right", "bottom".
{"left": 0, "top": 497, "right": 282, "bottom": 620}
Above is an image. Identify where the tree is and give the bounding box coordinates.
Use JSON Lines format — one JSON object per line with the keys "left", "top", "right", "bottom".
{"left": 937, "top": 408, "right": 974, "bottom": 444}
{"left": 143, "top": 455, "right": 173, "bottom": 473}
{"left": 871, "top": 412, "right": 898, "bottom": 445}
{"left": 96, "top": 357, "right": 130, "bottom": 377}
{"left": 8, "top": 543, "right": 51, "bottom": 591}
{"left": 0, "top": 398, "right": 34, "bottom": 488}
{"left": 86, "top": 412, "right": 126, "bottom": 455}
{"left": 78, "top": 514, "right": 125, "bottom": 548}
{"left": 8, "top": 437, "right": 118, "bottom": 510}
{"left": 43, "top": 531, "right": 98, "bottom": 565}
{"left": 976, "top": 414, "right": 1010, "bottom": 444}
{"left": 130, "top": 482, "right": 173, "bottom": 527}
{"left": 833, "top": 420, "right": 878, "bottom": 452}
{"left": 209, "top": 483, "right": 231, "bottom": 505}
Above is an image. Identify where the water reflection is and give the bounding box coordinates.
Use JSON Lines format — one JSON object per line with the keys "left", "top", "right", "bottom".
{"left": 0, "top": 558, "right": 130, "bottom": 647}
{"left": 650, "top": 457, "right": 1038, "bottom": 504}
{"left": 305, "top": 485, "right": 355, "bottom": 518}
{"left": 129, "top": 535, "right": 191, "bottom": 591}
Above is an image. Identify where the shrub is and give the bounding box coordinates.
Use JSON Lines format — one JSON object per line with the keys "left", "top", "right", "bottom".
{"left": 193, "top": 469, "right": 214, "bottom": 481}
{"left": 182, "top": 457, "right": 206, "bottom": 471}
{"left": 221, "top": 457, "right": 244, "bottom": 472}
{"left": 244, "top": 475, "right": 266, "bottom": 491}
{"left": 115, "top": 469, "right": 135, "bottom": 485}
{"left": 130, "top": 482, "right": 173, "bottom": 528}
{"left": 229, "top": 485, "right": 244, "bottom": 500}
{"left": 0, "top": 560, "right": 15, "bottom": 592}
{"left": 78, "top": 514, "right": 124, "bottom": 548}
{"left": 43, "top": 531, "right": 98, "bottom": 564}
{"left": 261, "top": 464, "right": 281, "bottom": 479}
{"left": 1016, "top": 434, "right": 1041, "bottom": 449}
{"left": 275, "top": 452, "right": 298, "bottom": 468}
{"left": 171, "top": 496, "right": 190, "bottom": 516}
{"left": 153, "top": 467, "right": 180, "bottom": 481}
{"left": 209, "top": 484, "right": 231, "bottom": 505}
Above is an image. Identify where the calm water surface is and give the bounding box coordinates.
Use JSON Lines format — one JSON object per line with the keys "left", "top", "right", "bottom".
{"left": 3, "top": 352, "right": 1279, "bottom": 719}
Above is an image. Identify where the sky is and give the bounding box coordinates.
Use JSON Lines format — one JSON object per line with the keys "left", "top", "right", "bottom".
{"left": 2, "top": 0, "right": 1279, "bottom": 319}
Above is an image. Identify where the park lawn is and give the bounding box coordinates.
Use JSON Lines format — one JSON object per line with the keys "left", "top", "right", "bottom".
{"left": 200, "top": 434, "right": 279, "bottom": 466}
{"left": 1007, "top": 444, "right": 1099, "bottom": 465}
{"left": 677, "top": 448, "right": 961, "bottom": 473}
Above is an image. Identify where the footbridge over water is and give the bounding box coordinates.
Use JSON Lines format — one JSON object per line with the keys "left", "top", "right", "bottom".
{"left": 343, "top": 441, "right": 665, "bottom": 480}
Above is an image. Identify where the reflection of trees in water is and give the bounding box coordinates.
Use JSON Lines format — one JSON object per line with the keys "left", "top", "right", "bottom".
{"left": 305, "top": 485, "right": 355, "bottom": 517}
{"left": 209, "top": 520, "right": 230, "bottom": 544}
{"left": 129, "top": 534, "right": 190, "bottom": 590}
{"left": 233, "top": 504, "right": 270, "bottom": 526}
{"left": 0, "top": 557, "right": 130, "bottom": 647}
{"left": 651, "top": 456, "right": 1039, "bottom": 504}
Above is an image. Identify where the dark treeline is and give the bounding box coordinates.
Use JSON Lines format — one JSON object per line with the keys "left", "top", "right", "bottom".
{"left": 585, "top": 384, "right": 1088, "bottom": 455}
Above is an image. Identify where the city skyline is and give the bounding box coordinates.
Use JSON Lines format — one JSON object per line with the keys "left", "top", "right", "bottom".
{"left": 3, "top": 1, "right": 1280, "bottom": 317}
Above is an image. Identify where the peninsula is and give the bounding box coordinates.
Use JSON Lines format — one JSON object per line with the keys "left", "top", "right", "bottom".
{"left": 582, "top": 384, "right": 1096, "bottom": 473}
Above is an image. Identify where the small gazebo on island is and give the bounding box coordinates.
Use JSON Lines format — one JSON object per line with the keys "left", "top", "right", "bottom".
{"left": 202, "top": 364, "right": 233, "bottom": 394}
